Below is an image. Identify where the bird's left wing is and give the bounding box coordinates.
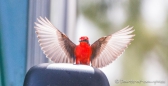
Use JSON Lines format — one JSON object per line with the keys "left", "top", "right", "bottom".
{"left": 91, "top": 26, "right": 135, "bottom": 68}
{"left": 34, "top": 17, "right": 76, "bottom": 63}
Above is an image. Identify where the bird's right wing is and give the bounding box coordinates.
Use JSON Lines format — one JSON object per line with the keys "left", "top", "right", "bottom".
{"left": 34, "top": 17, "right": 76, "bottom": 63}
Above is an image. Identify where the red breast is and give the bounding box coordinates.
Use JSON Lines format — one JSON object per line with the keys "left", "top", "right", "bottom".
{"left": 75, "top": 41, "right": 92, "bottom": 65}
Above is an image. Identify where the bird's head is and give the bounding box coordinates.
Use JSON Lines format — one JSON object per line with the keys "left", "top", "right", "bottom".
{"left": 79, "top": 36, "right": 89, "bottom": 43}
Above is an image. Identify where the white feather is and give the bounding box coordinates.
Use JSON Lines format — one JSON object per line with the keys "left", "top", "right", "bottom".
{"left": 34, "top": 17, "right": 75, "bottom": 63}
{"left": 92, "top": 26, "right": 135, "bottom": 68}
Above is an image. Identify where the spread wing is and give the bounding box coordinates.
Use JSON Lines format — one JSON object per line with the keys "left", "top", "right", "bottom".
{"left": 91, "top": 26, "right": 135, "bottom": 68}
{"left": 34, "top": 17, "right": 76, "bottom": 63}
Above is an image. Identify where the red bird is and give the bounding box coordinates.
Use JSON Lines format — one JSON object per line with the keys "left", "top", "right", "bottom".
{"left": 75, "top": 36, "right": 92, "bottom": 65}
{"left": 35, "top": 17, "right": 135, "bottom": 68}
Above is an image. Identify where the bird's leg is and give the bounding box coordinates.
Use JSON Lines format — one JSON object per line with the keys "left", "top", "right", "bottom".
{"left": 86, "top": 61, "right": 90, "bottom": 65}
{"left": 86, "top": 59, "right": 90, "bottom": 65}
{"left": 76, "top": 59, "right": 80, "bottom": 64}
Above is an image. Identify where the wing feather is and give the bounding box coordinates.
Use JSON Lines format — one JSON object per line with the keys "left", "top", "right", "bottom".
{"left": 91, "top": 26, "right": 135, "bottom": 68}
{"left": 34, "top": 17, "right": 76, "bottom": 63}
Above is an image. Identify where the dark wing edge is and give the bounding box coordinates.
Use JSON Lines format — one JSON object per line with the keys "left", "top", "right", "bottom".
{"left": 91, "top": 26, "right": 135, "bottom": 68}
{"left": 34, "top": 16, "right": 76, "bottom": 63}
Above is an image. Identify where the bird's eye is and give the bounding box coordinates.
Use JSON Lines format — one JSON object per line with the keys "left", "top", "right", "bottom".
{"left": 79, "top": 36, "right": 89, "bottom": 41}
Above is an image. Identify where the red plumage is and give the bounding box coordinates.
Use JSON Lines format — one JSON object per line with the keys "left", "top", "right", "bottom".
{"left": 75, "top": 39, "right": 92, "bottom": 65}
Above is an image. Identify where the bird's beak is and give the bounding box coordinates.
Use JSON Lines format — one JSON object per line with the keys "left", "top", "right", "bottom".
{"left": 79, "top": 39, "right": 89, "bottom": 44}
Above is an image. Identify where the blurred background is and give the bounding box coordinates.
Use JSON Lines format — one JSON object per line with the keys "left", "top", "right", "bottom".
{"left": 0, "top": 0, "right": 168, "bottom": 86}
